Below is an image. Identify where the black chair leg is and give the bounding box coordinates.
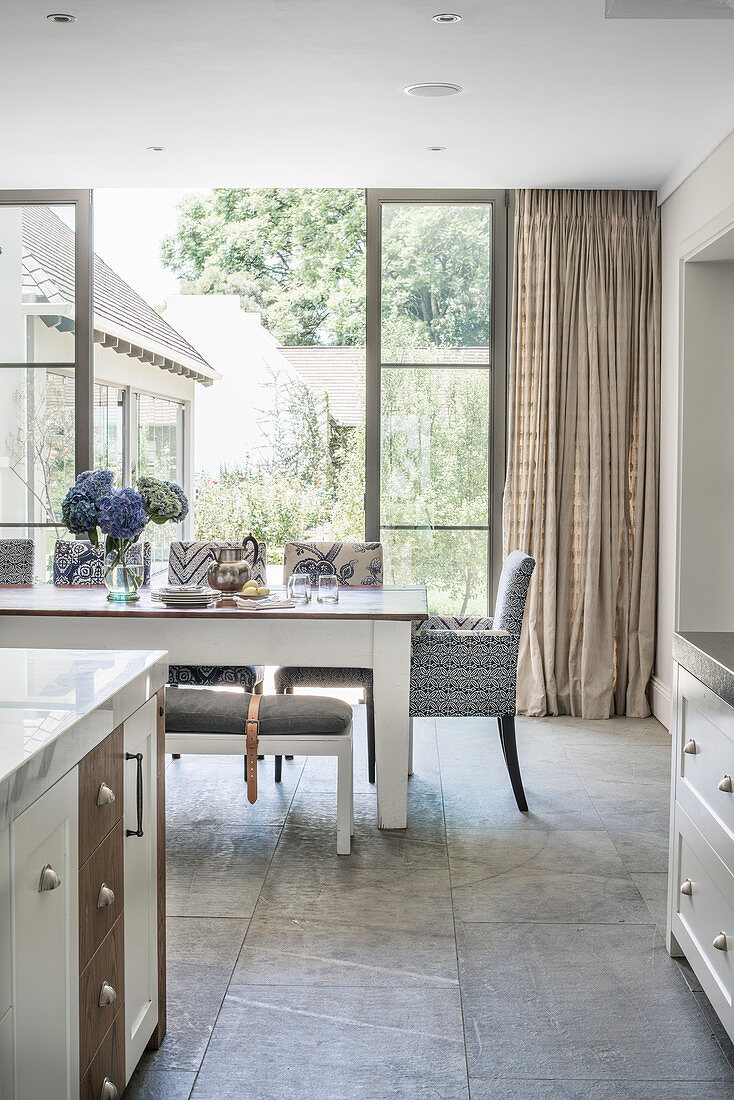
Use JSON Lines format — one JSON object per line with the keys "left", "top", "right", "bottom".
{"left": 499, "top": 715, "right": 528, "bottom": 812}
{"left": 171, "top": 754, "right": 181, "bottom": 760}
{"left": 366, "top": 686, "right": 376, "bottom": 784}
{"left": 275, "top": 755, "right": 283, "bottom": 782}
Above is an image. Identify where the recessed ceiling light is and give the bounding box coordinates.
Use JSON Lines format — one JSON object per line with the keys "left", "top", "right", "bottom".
{"left": 432, "top": 13, "right": 462, "bottom": 23}
{"left": 46, "top": 12, "right": 76, "bottom": 22}
{"left": 147, "top": 146, "right": 166, "bottom": 152}
{"left": 427, "top": 146, "right": 447, "bottom": 152}
{"left": 404, "top": 83, "right": 463, "bottom": 98}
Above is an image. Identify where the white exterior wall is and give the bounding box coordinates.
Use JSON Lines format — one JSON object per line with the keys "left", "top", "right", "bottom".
{"left": 163, "top": 295, "right": 304, "bottom": 475}
{"left": 656, "top": 129, "right": 734, "bottom": 728}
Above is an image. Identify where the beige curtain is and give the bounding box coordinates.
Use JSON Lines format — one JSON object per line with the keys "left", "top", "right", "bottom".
{"left": 503, "top": 190, "right": 660, "bottom": 719}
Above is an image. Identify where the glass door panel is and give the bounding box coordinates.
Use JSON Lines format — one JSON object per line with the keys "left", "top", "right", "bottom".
{"left": 0, "top": 191, "right": 92, "bottom": 581}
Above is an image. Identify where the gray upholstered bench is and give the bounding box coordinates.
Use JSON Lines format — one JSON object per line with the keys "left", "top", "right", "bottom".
{"left": 166, "top": 687, "right": 354, "bottom": 854}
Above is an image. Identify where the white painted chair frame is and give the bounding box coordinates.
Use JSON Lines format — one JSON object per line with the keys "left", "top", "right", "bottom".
{"left": 166, "top": 725, "right": 354, "bottom": 855}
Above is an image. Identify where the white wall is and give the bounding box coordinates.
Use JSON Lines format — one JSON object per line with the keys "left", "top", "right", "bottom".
{"left": 162, "top": 295, "right": 304, "bottom": 475}
{"left": 656, "top": 130, "right": 734, "bottom": 728}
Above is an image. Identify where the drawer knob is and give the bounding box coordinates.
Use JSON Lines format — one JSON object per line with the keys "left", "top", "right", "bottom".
{"left": 97, "top": 781, "right": 116, "bottom": 807}
{"left": 97, "top": 882, "right": 115, "bottom": 909}
{"left": 38, "top": 864, "right": 61, "bottom": 892}
{"left": 98, "top": 980, "right": 117, "bottom": 1008}
{"left": 713, "top": 932, "right": 728, "bottom": 952}
{"left": 100, "top": 1078, "right": 119, "bottom": 1100}
{"left": 718, "top": 775, "right": 733, "bottom": 793}
{"left": 683, "top": 739, "right": 697, "bottom": 755}
{"left": 680, "top": 878, "right": 693, "bottom": 896}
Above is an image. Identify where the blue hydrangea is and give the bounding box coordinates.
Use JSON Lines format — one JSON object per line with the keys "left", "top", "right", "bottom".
{"left": 61, "top": 484, "right": 99, "bottom": 535}
{"left": 76, "top": 469, "right": 114, "bottom": 500}
{"left": 97, "top": 488, "right": 148, "bottom": 541}
{"left": 165, "top": 480, "right": 189, "bottom": 522}
{"left": 138, "top": 477, "right": 184, "bottom": 523}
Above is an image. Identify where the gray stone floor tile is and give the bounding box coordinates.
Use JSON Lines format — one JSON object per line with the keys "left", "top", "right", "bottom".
{"left": 167, "top": 824, "right": 279, "bottom": 918}
{"left": 190, "top": 986, "right": 469, "bottom": 1099}
{"left": 166, "top": 751, "right": 303, "bottom": 826}
{"left": 458, "top": 922, "right": 733, "bottom": 1082}
{"left": 630, "top": 871, "right": 668, "bottom": 933}
{"left": 232, "top": 910, "right": 460, "bottom": 988}
{"left": 450, "top": 830, "right": 652, "bottom": 924}
{"left": 149, "top": 917, "right": 248, "bottom": 1071}
{"left": 468, "top": 1080, "right": 734, "bottom": 1099}
{"left": 442, "top": 778, "right": 606, "bottom": 833}
{"left": 602, "top": 809, "right": 670, "bottom": 872}
{"left": 123, "top": 1058, "right": 196, "bottom": 1099}
{"left": 286, "top": 782, "right": 447, "bottom": 846}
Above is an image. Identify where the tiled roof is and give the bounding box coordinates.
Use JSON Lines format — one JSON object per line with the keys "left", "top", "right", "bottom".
{"left": 22, "top": 206, "right": 218, "bottom": 386}
{"left": 279, "top": 346, "right": 365, "bottom": 427}
{"left": 279, "top": 345, "right": 490, "bottom": 427}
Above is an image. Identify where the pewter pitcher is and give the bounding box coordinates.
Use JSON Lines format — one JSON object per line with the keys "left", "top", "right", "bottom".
{"left": 206, "top": 534, "right": 260, "bottom": 593}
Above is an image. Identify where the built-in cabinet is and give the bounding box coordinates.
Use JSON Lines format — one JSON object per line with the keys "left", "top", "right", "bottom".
{"left": 668, "top": 664, "right": 734, "bottom": 1040}
{"left": 1, "top": 689, "right": 165, "bottom": 1099}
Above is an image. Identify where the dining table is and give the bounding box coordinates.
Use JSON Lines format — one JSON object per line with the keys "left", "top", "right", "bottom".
{"left": 0, "top": 583, "right": 428, "bottom": 829}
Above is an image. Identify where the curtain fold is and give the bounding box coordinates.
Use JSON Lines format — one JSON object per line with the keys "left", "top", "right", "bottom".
{"left": 503, "top": 189, "right": 660, "bottom": 718}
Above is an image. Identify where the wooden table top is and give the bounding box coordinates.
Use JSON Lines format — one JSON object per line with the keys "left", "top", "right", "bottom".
{"left": 0, "top": 584, "right": 429, "bottom": 622}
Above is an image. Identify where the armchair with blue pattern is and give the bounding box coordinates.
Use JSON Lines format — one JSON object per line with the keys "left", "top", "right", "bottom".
{"left": 0, "top": 539, "right": 34, "bottom": 584}
{"left": 53, "top": 539, "right": 152, "bottom": 586}
{"left": 409, "top": 550, "right": 536, "bottom": 810}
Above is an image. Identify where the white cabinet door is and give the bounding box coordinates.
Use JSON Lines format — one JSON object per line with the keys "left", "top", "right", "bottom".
{"left": 11, "top": 768, "right": 78, "bottom": 1100}
{"left": 123, "top": 697, "right": 159, "bottom": 1081}
{"left": 0, "top": 1007, "right": 13, "bottom": 1100}
{"left": 0, "top": 825, "right": 10, "bottom": 1020}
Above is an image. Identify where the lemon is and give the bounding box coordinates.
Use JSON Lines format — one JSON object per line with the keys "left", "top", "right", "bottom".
{"left": 242, "top": 581, "right": 259, "bottom": 592}
{"left": 257, "top": 586, "right": 270, "bottom": 596}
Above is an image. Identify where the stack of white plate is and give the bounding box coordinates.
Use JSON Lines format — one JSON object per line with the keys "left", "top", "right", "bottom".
{"left": 151, "top": 585, "right": 222, "bottom": 607}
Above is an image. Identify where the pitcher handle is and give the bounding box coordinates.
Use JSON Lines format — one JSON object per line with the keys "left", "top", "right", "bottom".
{"left": 242, "top": 533, "right": 259, "bottom": 567}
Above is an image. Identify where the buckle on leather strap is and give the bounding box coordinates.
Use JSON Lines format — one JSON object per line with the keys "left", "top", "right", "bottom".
{"left": 245, "top": 694, "right": 262, "bottom": 804}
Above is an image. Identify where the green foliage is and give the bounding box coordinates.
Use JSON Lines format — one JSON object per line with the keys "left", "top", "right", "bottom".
{"left": 161, "top": 188, "right": 366, "bottom": 346}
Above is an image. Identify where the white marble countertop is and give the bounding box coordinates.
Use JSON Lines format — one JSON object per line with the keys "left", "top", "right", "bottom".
{"left": 0, "top": 648, "right": 168, "bottom": 828}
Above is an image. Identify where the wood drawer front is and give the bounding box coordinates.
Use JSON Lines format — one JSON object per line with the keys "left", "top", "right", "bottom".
{"left": 673, "top": 814, "right": 734, "bottom": 1011}
{"left": 678, "top": 668, "right": 734, "bottom": 862}
{"left": 79, "top": 725, "right": 124, "bottom": 865}
{"left": 79, "top": 819, "right": 124, "bottom": 971}
{"left": 80, "top": 916, "right": 125, "bottom": 1077}
{"left": 80, "top": 1004, "right": 125, "bottom": 1100}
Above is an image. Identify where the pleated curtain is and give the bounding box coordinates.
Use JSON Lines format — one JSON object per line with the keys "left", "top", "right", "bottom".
{"left": 503, "top": 189, "right": 660, "bottom": 718}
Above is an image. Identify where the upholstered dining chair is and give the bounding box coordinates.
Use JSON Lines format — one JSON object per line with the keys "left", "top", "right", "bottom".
{"left": 165, "top": 539, "right": 267, "bottom": 698}
{"left": 0, "top": 538, "right": 35, "bottom": 584}
{"left": 53, "top": 539, "right": 152, "bottom": 586}
{"left": 409, "top": 550, "right": 536, "bottom": 811}
{"left": 274, "top": 540, "right": 383, "bottom": 783}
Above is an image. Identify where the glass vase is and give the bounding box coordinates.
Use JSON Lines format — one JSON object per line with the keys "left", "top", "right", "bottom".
{"left": 104, "top": 541, "right": 144, "bottom": 602}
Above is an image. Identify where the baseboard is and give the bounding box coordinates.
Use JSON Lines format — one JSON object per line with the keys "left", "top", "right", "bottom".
{"left": 650, "top": 674, "right": 672, "bottom": 731}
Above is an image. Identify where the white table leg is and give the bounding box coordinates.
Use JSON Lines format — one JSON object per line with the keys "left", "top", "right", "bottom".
{"left": 372, "top": 619, "right": 411, "bottom": 829}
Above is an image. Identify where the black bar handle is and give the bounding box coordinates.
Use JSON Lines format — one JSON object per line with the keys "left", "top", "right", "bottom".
{"left": 125, "top": 752, "right": 144, "bottom": 837}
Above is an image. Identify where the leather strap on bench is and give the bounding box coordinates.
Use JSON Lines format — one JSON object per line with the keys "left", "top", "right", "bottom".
{"left": 245, "top": 694, "right": 262, "bottom": 804}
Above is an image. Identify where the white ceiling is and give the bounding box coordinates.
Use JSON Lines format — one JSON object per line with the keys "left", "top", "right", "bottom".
{"left": 2, "top": 0, "right": 734, "bottom": 195}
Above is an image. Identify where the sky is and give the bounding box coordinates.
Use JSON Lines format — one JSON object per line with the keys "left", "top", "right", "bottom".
{"left": 93, "top": 189, "right": 202, "bottom": 309}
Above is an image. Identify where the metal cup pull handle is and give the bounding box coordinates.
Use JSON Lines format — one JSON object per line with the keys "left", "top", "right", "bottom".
{"left": 38, "top": 864, "right": 61, "bottom": 892}
{"left": 98, "top": 980, "right": 117, "bottom": 1008}
{"left": 713, "top": 932, "right": 728, "bottom": 952}
{"left": 97, "top": 781, "right": 116, "bottom": 806}
{"left": 683, "top": 739, "right": 697, "bottom": 755}
{"left": 100, "top": 1077, "right": 119, "bottom": 1100}
{"left": 97, "top": 882, "right": 115, "bottom": 909}
{"left": 680, "top": 878, "right": 693, "bottom": 897}
{"left": 718, "top": 775, "right": 733, "bottom": 793}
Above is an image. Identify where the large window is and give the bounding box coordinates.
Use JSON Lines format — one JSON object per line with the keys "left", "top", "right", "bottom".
{"left": 366, "top": 191, "right": 506, "bottom": 615}
{"left": 136, "top": 392, "right": 185, "bottom": 573}
{"left": 0, "top": 192, "right": 92, "bottom": 580}
{"left": 94, "top": 383, "right": 124, "bottom": 483}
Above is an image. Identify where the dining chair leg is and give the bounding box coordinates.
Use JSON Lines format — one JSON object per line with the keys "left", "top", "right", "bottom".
{"left": 408, "top": 717, "right": 414, "bottom": 777}
{"left": 337, "top": 732, "right": 353, "bottom": 855}
{"left": 171, "top": 754, "right": 181, "bottom": 760}
{"left": 496, "top": 717, "right": 508, "bottom": 766}
{"left": 274, "top": 755, "right": 283, "bottom": 783}
{"left": 365, "top": 685, "right": 376, "bottom": 784}
{"left": 499, "top": 715, "right": 528, "bottom": 812}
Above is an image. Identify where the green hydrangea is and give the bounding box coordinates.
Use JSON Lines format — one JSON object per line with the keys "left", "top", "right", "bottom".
{"left": 137, "top": 476, "right": 184, "bottom": 524}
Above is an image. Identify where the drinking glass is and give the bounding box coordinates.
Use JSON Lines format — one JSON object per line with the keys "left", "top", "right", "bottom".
{"left": 287, "top": 574, "right": 311, "bottom": 603}
{"left": 317, "top": 575, "right": 339, "bottom": 603}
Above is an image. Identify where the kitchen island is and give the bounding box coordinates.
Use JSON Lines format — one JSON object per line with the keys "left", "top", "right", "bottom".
{"left": 0, "top": 647, "right": 167, "bottom": 1099}
{"left": 668, "top": 632, "right": 734, "bottom": 1044}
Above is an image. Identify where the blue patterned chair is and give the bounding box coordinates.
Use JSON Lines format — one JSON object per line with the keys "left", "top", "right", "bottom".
{"left": 274, "top": 541, "right": 383, "bottom": 783}
{"left": 166, "top": 539, "right": 267, "bottom": 697}
{"left": 409, "top": 550, "right": 536, "bottom": 810}
{"left": 53, "top": 539, "right": 152, "bottom": 586}
{"left": 0, "top": 539, "right": 34, "bottom": 584}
